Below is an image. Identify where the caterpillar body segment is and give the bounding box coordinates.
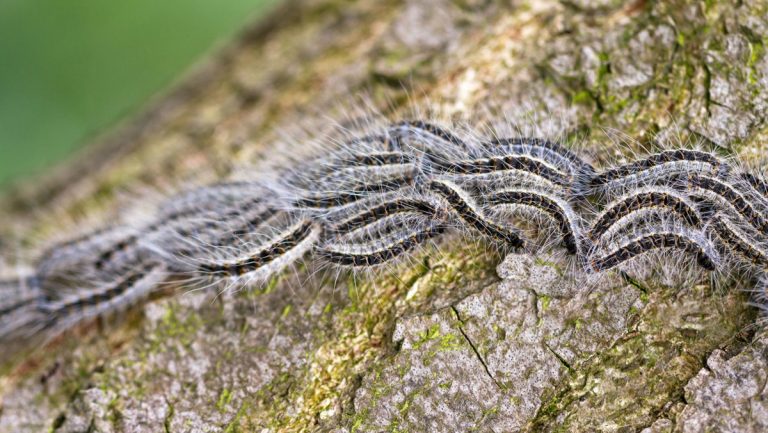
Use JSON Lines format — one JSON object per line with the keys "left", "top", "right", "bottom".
{"left": 205, "top": 207, "right": 282, "bottom": 248}
{"left": 740, "top": 171, "right": 768, "bottom": 200}
{"left": 138, "top": 204, "right": 281, "bottom": 270}
{"left": 156, "top": 181, "right": 269, "bottom": 222}
{"left": 325, "top": 150, "right": 415, "bottom": 169}
{"left": 38, "top": 263, "right": 166, "bottom": 320}
{"left": 588, "top": 208, "right": 688, "bottom": 250}
{"left": 449, "top": 169, "right": 563, "bottom": 193}
{"left": 291, "top": 131, "right": 415, "bottom": 181}
{"left": 1, "top": 264, "right": 167, "bottom": 345}
{"left": 586, "top": 150, "right": 732, "bottom": 198}
{"left": 36, "top": 227, "right": 134, "bottom": 274}
{"left": 313, "top": 163, "right": 418, "bottom": 192}
{"left": 35, "top": 226, "right": 145, "bottom": 292}
{"left": 0, "top": 298, "right": 46, "bottom": 344}
{"left": 39, "top": 263, "right": 168, "bottom": 344}
{"left": 292, "top": 170, "right": 418, "bottom": 210}
{"left": 0, "top": 275, "right": 41, "bottom": 318}
{"left": 341, "top": 134, "right": 401, "bottom": 152}
{"left": 329, "top": 215, "right": 436, "bottom": 251}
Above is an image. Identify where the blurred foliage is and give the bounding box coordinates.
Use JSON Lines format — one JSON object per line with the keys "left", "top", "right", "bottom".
{"left": 0, "top": 0, "right": 275, "bottom": 189}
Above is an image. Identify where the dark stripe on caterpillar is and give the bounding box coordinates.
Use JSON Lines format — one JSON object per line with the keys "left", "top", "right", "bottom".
{"left": 209, "top": 207, "right": 281, "bottom": 247}
{"left": 740, "top": 172, "right": 768, "bottom": 199}
{"left": 157, "top": 181, "right": 264, "bottom": 220}
{"left": 343, "top": 134, "right": 401, "bottom": 152}
{"left": 40, "top": 263, "right": 160, "bottom": 316}
{"left": 0, "top": 276, "right": 41, "bottom": 316}
{"left": 330, "top": 198, "right": 440, "bottom": 235}
{"left": 331, "top": 151, "right": 415, "bottom": 167}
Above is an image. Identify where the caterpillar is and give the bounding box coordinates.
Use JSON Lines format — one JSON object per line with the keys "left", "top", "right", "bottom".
{"left": 587, "top": 227, "right": 720, "bottom": 273}
{"left": 483, "top": 137, "right": 595, "bottom": 179}
{"left": 193, "top": 218, "right": 319, "bottom": 283}
{"left": 389, "top": 120, "right": 468, "bottom": 150}
{"left": 707, "top": 213, "right": 768, "bottom": 267}
{"left": 427, "top": 179, "right": 526, "bottom": 248}
{"left": 589, "top": 149, "right": 728, "bottom": 190}
{"left": 293, "top": 171, "right": 417, "bottom": 209}
{"left": 740, "top": 171, "right": 768, "bottom": 200}
{"left": 4, "top": 118, "right": 768, "bottom": 359}
{"left": 666, "top": 172, "right": 768, "bottom": 233}
{"left": 0, "top": 275, "right": 40, "bottom": 318}
{"left": 588, "top": 187, "right": 703, "bottom": 241}
{"left": 35, "top": 226, "right": 143, "bottom": 289}
{"left": 427, "top": 153, "right": 571, "bottom": 188}
{"left": 38, "top": 263, "right": 164, "bottom": 321}
{"left": 156, "top": 181, "right": 268, "bottom": 222}
{"left": 329, "top": 196, "right": 441, "bottom": 237}
{"left": 317, "top": 221, "right": 445, "bottom": 267}
{"left": 482, "top": 188, "right": 582, "bottom": 254}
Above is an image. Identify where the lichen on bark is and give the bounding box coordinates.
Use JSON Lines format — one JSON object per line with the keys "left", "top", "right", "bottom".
{"left": 2, "top": 0, "right": 768, "bottom": 432}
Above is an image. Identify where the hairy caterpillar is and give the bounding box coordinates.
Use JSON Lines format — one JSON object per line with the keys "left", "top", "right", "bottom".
{"left": 293, "top": 171, "right": 417, "bottom": 209}
{"left": 588, "top": 149, "right": 729, "bottom": 190}
{"left": 707, "top": 213, "right": 768, "bottom": 267}
{"left": 483, "top": 137, "right": 596, "bottom": 179}
{"left": 427, "top": 179, "right": 526, "bottom": 248}
{"left": 3, "top": 117, "right": 768, "bottom": 362}
{"left": 482, "top": 188, "right": 582, "bottom": 254}
{"left": 38, "top": 263, "right": 165, "bottom": 324}
{"left": 740, "top": 171, "right": 768, "bottom": 200}
{"left": 317, "top": 221, "right": 445, "bottom": 267}
{"left": 389, "top": 120, "right": 469, "bottom": 150}
{"left": 183, "top": 217, "right": 319, "bottom": 284}
{"left": 588, "top": 187, "right": 703, "bottom": 241}
{"left": 328, "top": 196, "right": 441, "bottom": 238}
{"left": 428, "top": 153, "right": 571, "bottom": 188}
{"left": 666, "top": 173, "right": 768, "bottom": 232}
{"left": 587, "top": 226, "right": 720, "bottom": 273}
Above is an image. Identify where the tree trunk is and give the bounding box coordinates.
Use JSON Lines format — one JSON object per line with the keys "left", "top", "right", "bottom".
{"left": 2, "top": 0, "right": 768, "bottom": 431}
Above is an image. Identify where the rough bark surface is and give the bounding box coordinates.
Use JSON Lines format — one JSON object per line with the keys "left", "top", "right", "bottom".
{"left": 1, "top": 0, "right": 768, "bottom": 432}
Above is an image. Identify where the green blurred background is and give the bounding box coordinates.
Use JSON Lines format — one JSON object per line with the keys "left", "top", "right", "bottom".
{"left": 0, "top": 0, "right": 276, "bottom": 190}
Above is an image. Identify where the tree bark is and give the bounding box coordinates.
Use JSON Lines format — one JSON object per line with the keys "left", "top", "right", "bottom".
{"left": 2, "top": 0, "right": 768, "bottom": 431}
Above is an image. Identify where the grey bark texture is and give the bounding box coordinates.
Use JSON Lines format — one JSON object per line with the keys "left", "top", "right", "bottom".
{"left": 2, "top": 0, "right": 768, "bottom": 431}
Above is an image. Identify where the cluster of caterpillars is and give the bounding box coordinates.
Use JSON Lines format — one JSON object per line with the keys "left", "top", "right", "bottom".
{"left": 2, "top": 120, "right": 768, "bottom": 348}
